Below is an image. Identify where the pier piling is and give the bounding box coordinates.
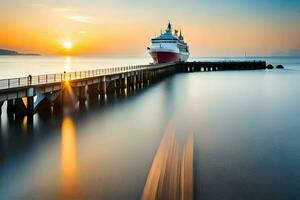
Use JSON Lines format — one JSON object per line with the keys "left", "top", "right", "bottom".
{"left": 0, "top": 101, "right": 3, "bottom": 115}
{"left": 78, "top": 86, "right": 86, "bottom": 103}
{"left": 27, "top": 96, "right": 34, "bottom": 115}
{"left": 100, "top": 82, "right": 106, "bottom": 99}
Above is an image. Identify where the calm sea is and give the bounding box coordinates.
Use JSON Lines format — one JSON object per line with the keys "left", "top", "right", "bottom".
{"left": 0, "top": 56, "right": 300, "bottom": 200}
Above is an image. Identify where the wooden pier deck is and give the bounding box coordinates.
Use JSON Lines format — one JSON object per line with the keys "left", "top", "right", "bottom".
{"left": 0, "top": 61, "right": 266, "bottom": 116}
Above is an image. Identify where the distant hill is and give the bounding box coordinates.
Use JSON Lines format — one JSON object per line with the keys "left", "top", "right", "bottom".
{"left": 0, "top": 49, "right": 40, "bottom": 56}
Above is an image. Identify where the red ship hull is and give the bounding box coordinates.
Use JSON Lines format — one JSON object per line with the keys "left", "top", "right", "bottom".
{"left": 150, "top": 51, "right": 180, "bottom": 64}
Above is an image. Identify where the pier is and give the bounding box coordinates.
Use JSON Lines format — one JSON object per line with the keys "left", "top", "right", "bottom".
{"left": 0, "top": 61, "right": 266, "bottom": 117}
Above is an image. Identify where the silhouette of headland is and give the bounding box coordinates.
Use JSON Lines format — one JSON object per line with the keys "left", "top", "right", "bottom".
{"left": 0, "top": 48, "right": 40, "bottom": 56}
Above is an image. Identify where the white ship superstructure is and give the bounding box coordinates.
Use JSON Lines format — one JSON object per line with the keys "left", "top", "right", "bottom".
{"left": 148, "top": 22, "right": 189, "bottom": 64}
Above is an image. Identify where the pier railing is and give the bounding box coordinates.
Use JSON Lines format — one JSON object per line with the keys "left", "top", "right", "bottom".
{"left": 0, "top": 65, "right": 149, "bottom": 90}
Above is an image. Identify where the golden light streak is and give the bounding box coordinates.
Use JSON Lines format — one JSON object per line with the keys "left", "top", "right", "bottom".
{"left": 62, "top": 80, "right": 76, "bottom": 108}
{"left": 22, "top": 116, "right": 28, "bottom": 133}
{"left": 142, "top": 122, "right": 177, "bottom": 200}
{"left": 142, "top": 120, "right": 194, "bottom": 200}
{"left": 61, "top": 116, "right": 79, "bottom": 199}
{"left": 181, "top": 132, "right": 194, "bottom": 200}
{"left": 22, "top": 97, "right": 27, "bottom": 107}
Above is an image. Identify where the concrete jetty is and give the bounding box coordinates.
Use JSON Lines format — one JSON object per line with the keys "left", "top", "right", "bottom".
{"left": 0, "top": 61, "right": 266, "bottom": 117}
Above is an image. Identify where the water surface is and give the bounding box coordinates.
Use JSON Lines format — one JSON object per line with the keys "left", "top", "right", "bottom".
{"left": 1, "top": 57, "right": 300, "bottom": 200}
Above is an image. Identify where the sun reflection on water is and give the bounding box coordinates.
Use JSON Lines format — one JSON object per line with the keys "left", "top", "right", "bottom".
{"left": 61, "top": 116, "right": 79, "bottom": 198}
{"left": 64, "top": 57, "right": 72, "bottom": 72}
{"left": 22, "top": 116, "right": 27, "bottom": 133}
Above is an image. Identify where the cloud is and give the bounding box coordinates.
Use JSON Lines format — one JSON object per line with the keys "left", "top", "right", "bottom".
{"left": 65, "top": 15, "right": 94, "bottom": 23}
{"left": 79, "top": 31, "right": 87, "bottom": 34}
{"left": 53, "top": 8, "right": 73, "bottom": 13}
{"left": 29, "top": 3, "right": 46, "bottom": 7}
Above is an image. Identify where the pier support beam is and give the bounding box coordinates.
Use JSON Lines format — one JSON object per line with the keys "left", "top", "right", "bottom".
{"left": 136, "top": 72, "right": 142, "bottom": 88}
{"left": 88, "top": 84, "right": 99, "bottom": 100}
{"left": 78, "top": 86, "right": 86, "bottom": 103}
{"left": 141, "top": 72, "right": 144, "bottom": 87}
{"left": 143, "top": 71, "right": 149, "bottom": 85}
{"left": 120, "top": 76, "right": 127, "bottom": 89}
{"left": 148, "top": 71, "right": 153, "bottom": 83}
{"left": 116, "top": 78, "right": 121, "bottom": 91}
{"left": 113, "top": 80, "right": 117, "bottom": 91}
{"left": 151, "top": 71, "right": 155, "bottom": 81}
{"left": 52, "top": 93, "right": 63, "bottom": 113}
{"left": 133, "top": 75, "right": 137, "bottom": 90}
{"left": 34, "top": 96, "right": 52, "bottom": 116}
{"left": 14, "top": 98, "right": 27, "bottom": 116}
{"left": 142, "top": 72, "right": 146, "bottom": 85}
{"left": 154, "top": 71, "right": 158, "bottom": 80}
{"left": 106, "top": 80, "right": 117, "bottom": 94}
{"left": 27, "top": 96, "right": 34, "bottom": 115}
{"left": 127, "top": 76, "right": 132, "bottom": 89}
{"left": 100, "top": 82, "right": 106, "bottom": 99}
{"left": 7, "top": 99, "right": 15, "bottom": 114}
{"left": 0, "top": 101, "right": 3, "bottom": 116}
{"left": 152, "top": 71, "right": 156, "bottom": 82}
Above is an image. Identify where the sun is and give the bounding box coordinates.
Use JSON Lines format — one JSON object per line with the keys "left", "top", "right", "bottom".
{"left": 63, "top": 40, "right": 73, "bottom": 50}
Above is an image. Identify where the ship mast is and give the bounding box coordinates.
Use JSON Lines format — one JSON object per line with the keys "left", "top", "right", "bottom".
{"left": 166, "top": 21, "right": 172, "bottom": 33}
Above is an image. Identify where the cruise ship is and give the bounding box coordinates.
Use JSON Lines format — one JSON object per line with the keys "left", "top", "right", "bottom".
{"left": 148, "top": 22, "right": 189, "bottom": 64}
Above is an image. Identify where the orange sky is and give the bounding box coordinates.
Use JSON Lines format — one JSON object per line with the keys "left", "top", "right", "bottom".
{"left": 0, "top": 1, "right": 299, "bottom": 56}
